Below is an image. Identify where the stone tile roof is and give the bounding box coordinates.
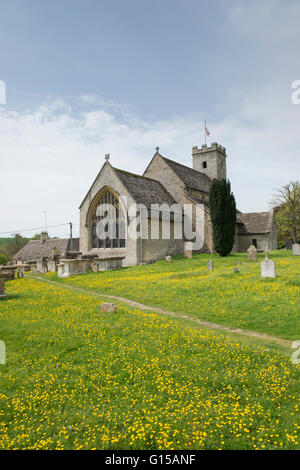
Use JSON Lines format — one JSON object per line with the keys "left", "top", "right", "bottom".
{"left": 161, "top": 156, "right": 212, "bottom": 193}
{"left": 13, "top": 238, "right": 79, "bottom": 261}
{"left": 237, "top": 211, "right": 274, "bottom": 234}
{"left": 114, "top": 168, "right": 177, "bottom": 208}
{"left": 187, "top": 194, "right": 210, "bottom": 210}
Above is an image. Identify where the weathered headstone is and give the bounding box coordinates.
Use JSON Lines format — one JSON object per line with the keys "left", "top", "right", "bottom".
{"left": 184, "top": 242, "right": 193, "bottom": 259}
{"left": 0, "top": 340, "right": 5, "bottom": 364}
{"left": 261, "top": 252, "right": 276, "bottom": 278}
{"left": 292, "top": 243, "right": 300, "bottom": 256}
{"left": 100, "top": 303, "right": 117, "bottom": 313}
{"left": 91, "top": 261, "right": 99, "bottom": 272}
{"left": 0, "top": 272, "right": 9, "bottom": 297}
{"left": 235, "top": 260, "right": 241, "bottom": 265}
{"left": 17, "top": 267, "right": 24, "bottom": 279}
{"left": 208, "top": 260, "right": 213, "bottom": 271}
{"left": 247, "top": 245, "right": 257, "bottom": 261}
{"left": 165, "top": 256, "right": 172, "bottom": 263}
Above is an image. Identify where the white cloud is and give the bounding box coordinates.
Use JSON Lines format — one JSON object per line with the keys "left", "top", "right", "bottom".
{"left": 0, "top": 86, "right": 299, "bottom": 239}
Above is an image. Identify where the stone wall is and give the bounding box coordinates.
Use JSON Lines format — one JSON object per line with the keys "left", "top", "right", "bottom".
{"left": 237, "top": 233, "right": 276, "bottom": 252}
{"left": 144, "top": 156, "right": 214, "bottom": 254}
{"left": 144, "top": 154, "right": 187, "bottom": 206}
{"left": 141, "top": 217, "right": 184, "bottom": 264}
{"left": 184, "top": 195, "right": 213, "bottom": 254}
{"left": 237, "top": 216, "right": 278, "bottom": 252}
{"left": 192, "top": 143, "right": 227, "bottom": 181}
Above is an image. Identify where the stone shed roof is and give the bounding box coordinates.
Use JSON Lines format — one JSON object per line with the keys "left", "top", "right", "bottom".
{"left": 161, "top": 156, "right": 212, "bottom": 193}
{"left": 114, "top": 168, "right": 176, "bottom": 208}
{"left": 237, "top": 211, "right": 274, "bottom": 234}
{"left": 13, "top": 238, "right": 79, "bottom": 261}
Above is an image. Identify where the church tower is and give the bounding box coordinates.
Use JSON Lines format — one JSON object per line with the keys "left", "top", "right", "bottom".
{"left": 192, "top": 142, "right": 227, "bottom": 180}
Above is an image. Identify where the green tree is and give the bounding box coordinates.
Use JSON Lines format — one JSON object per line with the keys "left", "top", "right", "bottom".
{"left": 0, "top": 252, "right": 8, "bottom": 265}
{"left": 271, "top": 181, "right": 300, "bottom": 244}
{"left": 1, "top": 234, "right": 28, "bottom": 258}
{"left": 209, "top": 179, "right": 237, "bottom": 256}
{"left": 32, "top": 233, "right": 42, "bottom": 240}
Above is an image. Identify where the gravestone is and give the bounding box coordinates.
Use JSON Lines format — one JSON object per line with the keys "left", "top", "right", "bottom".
{"left": 235, "top": 260, "right": 241, "bottom": 265}
{"left": 208, "top": 260, "right": 213, "bottom": 271}
{"left": 165, "top": 256, "right": 172, "bottom": 263}
{"left": 292, "top": 243, "right": 300, "bottom": 256}
{"left": 247, "top": 245, "right": 257, "bottom": 261}
{"left": 0, "top": 272, "right": 9, "bottom": 297}
{"left": 261, "top": 252, "right": 276, "bottom": 278}
{"left": 17, "top": 267, "right": 24, "bottom": 279}
{"left": 184, "top": 242, "right": 193, "bottom": 259}
{"left": 100, "top": 303, "right": 117, "bottom": 313}
{"left": 91, "top": 261, "right": 99, "bottom": 272}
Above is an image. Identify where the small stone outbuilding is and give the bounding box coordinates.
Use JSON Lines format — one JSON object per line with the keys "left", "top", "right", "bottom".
{"left": 237, "top": 210, "right": 278, "bottom": 252}
{"left": 12, "top": 233, "right": 80, "bottom": 270}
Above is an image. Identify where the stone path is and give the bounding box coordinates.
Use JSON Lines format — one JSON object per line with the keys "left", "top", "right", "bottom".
{"left": 28, "top": 275, "right": 291, "bottom": 348}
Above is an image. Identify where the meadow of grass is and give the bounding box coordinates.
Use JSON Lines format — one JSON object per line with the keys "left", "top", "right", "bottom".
{"left": 0, "top": 276, "right": 299, "bottom": 450}
{"left": 45, "top": 251, "right": 300, "bottom": 341}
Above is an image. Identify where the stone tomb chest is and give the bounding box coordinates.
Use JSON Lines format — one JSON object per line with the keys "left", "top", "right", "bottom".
{"left": 58, "top": 259, "right": 88, "bottom": 278}
{"left": 90, "top": 256, "right": 125, "bottom": 272}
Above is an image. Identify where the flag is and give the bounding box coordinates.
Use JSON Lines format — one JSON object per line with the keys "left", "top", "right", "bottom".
{"left": 205, "top": 125, "right": 210, "bottom": 136}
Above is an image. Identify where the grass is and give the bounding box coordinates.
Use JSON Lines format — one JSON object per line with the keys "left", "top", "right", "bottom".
{"left": 44, "top": 250, "right": 300, "bottom": 341}
{"left": 0, "top": 274, "right": 299, "bottom": 450}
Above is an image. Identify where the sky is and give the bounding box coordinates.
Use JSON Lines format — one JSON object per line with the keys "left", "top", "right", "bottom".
{"left": 0, "top": 0, "right": 299, "bottom": 238}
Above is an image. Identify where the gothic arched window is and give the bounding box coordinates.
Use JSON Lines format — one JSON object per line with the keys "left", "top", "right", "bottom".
{"left": 90, "top": 187, "right": 126, "bottom": 249}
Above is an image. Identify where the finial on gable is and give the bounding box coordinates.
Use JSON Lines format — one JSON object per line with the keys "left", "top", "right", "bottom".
{"left": 155, "top": 146, "right": 160, "bottom": 153}
{"left": 105, "top": 153, "right": 110, "bottom": 162}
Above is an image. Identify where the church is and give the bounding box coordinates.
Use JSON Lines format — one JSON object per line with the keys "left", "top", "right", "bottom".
{"left": 79, "top": 142, "right": 278, "bottom": 266}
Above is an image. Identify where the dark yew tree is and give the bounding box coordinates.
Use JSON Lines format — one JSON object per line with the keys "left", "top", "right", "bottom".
{"left": 209, "top": 179, "right": 236, "bottom": 256}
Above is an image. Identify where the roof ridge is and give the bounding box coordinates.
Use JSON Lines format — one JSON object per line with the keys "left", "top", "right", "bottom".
{"left": 114, "top": 167, "right": 175, "bottom": 197}
{"left": 113, "top": 167, "right": 163, "bottom": 183}
{"left": 240, "top": 211, "right": 270, "bottom": 216}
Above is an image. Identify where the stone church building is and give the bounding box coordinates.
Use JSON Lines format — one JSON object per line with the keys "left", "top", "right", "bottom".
{"left": 79, "top": 142, "right": 278, "bottom": 266}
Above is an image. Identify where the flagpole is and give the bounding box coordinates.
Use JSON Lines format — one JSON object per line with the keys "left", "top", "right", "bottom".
{"left": 204, "top": 120, "right": 206, "bottom": 145}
